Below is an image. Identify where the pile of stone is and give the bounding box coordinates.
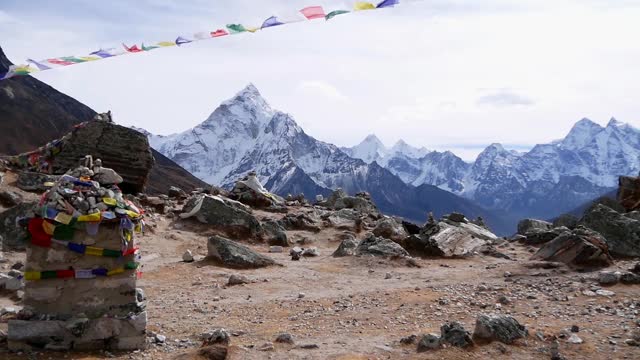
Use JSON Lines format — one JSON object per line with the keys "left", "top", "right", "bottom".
{"left": 7, "top": 160, "right": 147, "bottom": 351}
{"left": 618, "top": 174, "right": 640, "bottom": 212}
{"left": 318, "top": 189, "right": 381, "bottom": 219}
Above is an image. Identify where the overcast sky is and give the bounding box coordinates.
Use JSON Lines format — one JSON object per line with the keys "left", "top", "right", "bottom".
{"left": 1, "top": 0, "right": 639, "bottom": 160}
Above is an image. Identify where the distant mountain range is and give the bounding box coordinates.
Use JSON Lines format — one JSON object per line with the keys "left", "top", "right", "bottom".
{"left": 0, "top": 46, "right": 207, "bottom": 194}
{"left": 343, "top": 118, "right": 639, "bottom": 221}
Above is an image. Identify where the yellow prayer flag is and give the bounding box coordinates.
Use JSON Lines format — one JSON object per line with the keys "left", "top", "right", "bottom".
{"left": 157, "top": 41, "right": 176, "bottom": 47}
{"left": 245, "top": 27, "right": 259, "bottom": 33}
{"left": 354, "top": 2, "right": 376, "bottom": 10}
{"left": 54, "top": 212, "right": 73, "bottom": 225}
{"left": 42, "top": 221, "right": 56, "bottom": 235}
{"left": 78, "top": 212, "right": 101, "bottom": 222}
{"left": 102, "top": 198, "right": 117, "bottom": 206}
{"left": 79, "top": 56, "right": 100, "bottom": 61}
{"left": 125, "top": 210, "right": 140, "bottom": 219}
{"left": 107, "top": 267, "right": 125, "bottom": 276}
{"left": 24, "top": 272, "right": 41, "bottom": 281}
{"left": 85, "top": 246, "right": 104, "bottom": 256}
{"left": 44, "top": 182, "right": 55, "bottom": 187}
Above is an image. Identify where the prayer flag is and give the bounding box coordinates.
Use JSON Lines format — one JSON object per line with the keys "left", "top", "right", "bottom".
{"left": 325, "top": 10, "right": 350, "bottom": 20}
{"left": 78, "top": 56, "right": 100, "bottom": 61}
{"left": 54, "top": 212, "right": 73, "bottom": 225}
{"left": 175, "top": 36, "right": 192, "bottom": 46}
{"left": 42, "top": 220, "right": 56, "bottom": 236}
{"left": 102, "top": 197, "right": 117, "bottom": 206}
{"left": 25, "top": 272, "right": 41, "bottom": 281}
{"left": 27, "top": 59, "right": 51, "bottom": 70}
{"left": 141, "top": 43, "right": 159, "bottom": 51}
{"left": 193, "top": 32, "right": 211, "bottom": 40}
{"left": 28, "top": 218, "right": 52, "bottom": 247}
{"left": 47, "top": 58, "right": 74, "bottom": 66}
{"left": 85, "top": 246, "right": 104, "bottom": 256}
{"left": 75, "top": 269, "right": 95, "bottom": 279}
{"left": 60, "top": 56, "right": 86, "bottom": 63}
{"left": 68, "top": 242, "right": 86, "bottom": 254}
{"left": 211, "top": 29, "right": 229, "bottom": 37}
{"left": 246, "top": 26, "right": 259, "bottom": 33}
{"left": 354, "top": 2, "right": 376, "bottom": 10}
{"left": 85, "top": 222, "right": 99, "bottom": 236}
{"left": 123, "top": 43, "right": 143, "bottom": 53}
{"left": 156, "top": 41, "right": 176, "bottom": 47}
{"left": 261, "top": 16, "right": 284, "bottom": 29}
{"left": 300, "top": 6, "right": 326, "bottom": 20}
{"left": 57, "top": 270, "right": 75, "bottom": 278}
{"left": 89, "top": 49, "right": 114, "bottom": 58}
{"left": 226, "top": 24, "right": 246, "bottom": 33}
{"left": 78, "top": 212, "right": 101, "bottom": 222}
{"left": 107, "top": 267, "right": 125, "bottom": 276}
{"left": 377, "top": 0, "right": 399, "bottom": 8}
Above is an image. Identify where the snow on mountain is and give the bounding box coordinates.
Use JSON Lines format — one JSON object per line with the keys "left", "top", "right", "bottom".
{"left": 341, "top": 134, "right": 387, "bottom": 164}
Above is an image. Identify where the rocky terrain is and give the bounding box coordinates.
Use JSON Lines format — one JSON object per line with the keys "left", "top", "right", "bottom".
{"left": 0, "top": 156, "right": 639, "bottom": 359}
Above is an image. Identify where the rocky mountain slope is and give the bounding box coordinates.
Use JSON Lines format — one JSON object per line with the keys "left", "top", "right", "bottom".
{"left": 149, "top": 85, "right": 510, "bottom": 233}
{"left": 345, "top": 119, "right": 640, "bottom": 221}
{"left": 0, "top": 46, "right": 207, "bottom": 194}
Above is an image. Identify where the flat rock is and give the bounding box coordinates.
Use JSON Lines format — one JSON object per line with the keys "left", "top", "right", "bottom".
{"left": 207, "top": 235, "right": 278, "bottom": 269}
{"left": 332, "top": 234, "right": 358, "bottom": 257}
{"left": 355, "top": 234, "right": 409, "bottom": 258}
{"left": 579, "top": 204, "right": 640, "bottom": 257}
{"left": 531, "top": 226, "right": 613, "bottom": 269}
{"left": 440, "top": 321, "right": 474, "bottom": 348}
{"left": 181, "top": 195, "right": 262, "bottom": 239}
{"left": 473, "top": 314, "right": 528, "bottom": 344}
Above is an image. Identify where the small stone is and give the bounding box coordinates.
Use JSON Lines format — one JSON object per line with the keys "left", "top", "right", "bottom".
{"left": 201, "top": 328, "right": 231, "bottom": 345}
{"left": 417, "top": 333, "right": 441, "bottom": 352}
{"left": 570, "top": 325, "right": 579, "bottom": 333}
{"left": 227, "top": 274, "right": 250, "bottom": 286}
{"left": 598, "top": 271, "right": 620, "bottom": 286}
{"left": 595, "top": 289, "right": 615, "bottom": 297}
{"left": 182, "top": 250, "right": 194, "bottom": 263}
{"left": 258, "top": 342, "right": 274, "bottom": 351}
{"left": 275, "top": 333, "right": 295, "bottom": 345}
{"left": 497, "top": 295, "right": 511, "bottom": 305}
{"left": 297, "top": 344, "right": 319, "bottom": 349}
{"left": 504, "top": 271, "right": 512, "bottom": 278}
{"left": 269, "top": 246, "right": 284, "bottom": 253}
{"left": 290, "top": 247, "right": 303, "bottom": 261}
{"left": 567, "top": 334, "right": 583, "bottom": 344}
{"left": 302, "top": 247, "right": 319, "bottom": 257}
{"left": 399, "top": 334, "right": 417, "bottom": 345}
{"left": 298, "top": 292, "right": 306, "bottom": 299}
{"left": 385, "top": 272, "right": 392, "bottom": 280}
{"left": 624, "top": 339, "right": 638, "bottom": 346}
{"left": 155, "top": 334, "right": 166, "bottom": 344}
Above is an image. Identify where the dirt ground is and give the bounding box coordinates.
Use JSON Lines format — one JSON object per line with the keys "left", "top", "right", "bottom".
{"left": 1, "top": 204, "right": 639, "bottom": 359}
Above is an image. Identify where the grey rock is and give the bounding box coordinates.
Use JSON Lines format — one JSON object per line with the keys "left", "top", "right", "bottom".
{"left": 275, "top": 333, "right": 295, "bottom": 345}
{"left": 620, "top": 272, "right": 640, "bottom": 284}
{"left": 579, "top": 204, "right": 640, "bottom": 257}
{"left": 440, "top": 321, "right": 473, "bottom": 348}
{"left": 517, "top": 219, "right": 552, "bottom": 235}
{"left": 0, "top": 201, "right": 36, "bottom": 250}
{"left": 355, "top": 233, "right": 409, "bottom": 258}
{"left": 447, "top": 212, "right": 468, "bottom": 223}
{"left": 182, "top": 195, "right": 262, "bottom": 239}
{"left": 261, "top": 220, "right": 288, "bottom": 246}
{"left": 227, "top": 274, "right": 250, "bottom": 286}
{"left": 92, "top": 167, "right": 123, "bottom": 185}
{"left": 417, "top": 333, "right": 441, "bottom": 352}
{"left": 372, "top": 217, "right": 408, "bottom": 242}
{"left": 154, "top": 334, "right": 166, "bottom": 343}
{"left": 280, "top": 213, "right": 321, "bottom": 233}
{"left": 399, "top": 334, "right": 417, "bottom": 345}
{"left": 322, "top": 189, "right": 380, "bottom": 217}
{"left": 411, "top": 221, "right": 497, "bottom": 258}
{"left": 258, "top": 342, "right": 274, "bottom": 351}
{"left": 301, "top": 247, "right": 319, "bottom": 257}
{"left": 472, "top": 314, "right": 528, "bottom": 344}
{"left": 332, "top": 234, "right": 358, "bottom": 257}
{"left": 182, "top": 250, "right": 194, "bottom": 263}
{"left": 531, "top": 226, "right": 613, "bottom": 269}
{"left": 522, "top": 227, "right": 571, "bottom": 246}
{"left": 566, "top": 334, "right": 583, "bottom": 344}
{"left": 553, "top": 214, "right": 579, "bottom": 230}
{"left": 290, "top": 247, "right": 303, "bottom": 261}
{"left": 201, "top": 328, "right": 230, "bottom": 346}
{"left": 207, "top": 235, "right": 277, "bottom": 269}
{"left": 598, "top": 271, "right": 620, "bottom": 286}
{"left": 168, "top": 186, "right": 187, "bottom": 199}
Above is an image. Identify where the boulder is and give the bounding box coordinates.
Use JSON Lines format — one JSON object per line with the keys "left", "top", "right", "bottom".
{"left": 472, "top": 314, "right": 528, "bottom": 344}
{"left": 181, "top": 195, "right": 262, "bottom": 239}
{"left": 280, "top": 213, "right": 321, "bottom": 233}
{"left": 447, "top": 212, "right": 468, "bottom": 223}
{"left": 620, "top": 272, "right": 640, "bottom": 284}
{"left": 206, "top": 236, "right": 278, "bottom": 269}
{"left": 401, "top": 220, "right": 421, "bottom": 235}
{"left": 372, "top": 217, "right": 408, "bottom": 242}
{"left": 579, "top": 204, "right": 640, "bottom": 257}
{"left": 411, "top": 222, "right": 496, "bottom": 258}
{"left": 598, "top": 271, "right": 620, "bottom": 285}
{"left": 440, "top": 322, "right": 473, "bottom": 348}
{"left": 531, "top": 226, "right": 613, "bottom": 268}
{"left": 16, "top": 172, "right": 59, "bottom": 192}
{"left": 168, "top": 186, "right": 187, "bottom": 199}
{"left": 230, "top": 173, "right": 283, "bottom": 208}
{"left": 517, "top": 219, "right": 552, "bottom": 235}
{"left": 261, "top": 220, "right": 289, "bottom": 246}
{"left": 322, "top": 189, "right": 380, "bottom": 218}
{"left": 355, "top": 234, "right": 409, "bottom": 258}
{"left": 521, "top": 227, "right": 571, "bottom": 246}
{"left": 553, "top": 214, "right": 579, "bottom": 230}
{"left": 0, "top": 201, "right": 36, "bottom": 250}
{"left": 332, "top": 234, "right": 359, "bottom": 257}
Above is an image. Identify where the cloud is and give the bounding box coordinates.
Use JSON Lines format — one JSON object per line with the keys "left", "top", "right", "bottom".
{"left": 298, "top": 81, "right": 349, "bottom": 102}
{"left": 476, "top": 89, "right": 535, "bottom": 107}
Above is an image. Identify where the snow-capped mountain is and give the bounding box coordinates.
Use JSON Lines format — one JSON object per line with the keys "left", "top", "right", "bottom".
{"left": 146, "top": 84, "right": 509, "bottom": 233}
{"left": 345, "top": 117, "right": 640, "bottom": 220}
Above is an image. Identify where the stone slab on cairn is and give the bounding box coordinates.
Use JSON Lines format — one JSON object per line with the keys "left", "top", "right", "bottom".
{"left": 8, "top": 159, "right": 147, "bottom": 351}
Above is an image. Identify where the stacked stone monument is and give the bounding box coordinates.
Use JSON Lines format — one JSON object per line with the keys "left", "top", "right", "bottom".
{"left": 8, "top": 158, "right": 147, "bottom": 351}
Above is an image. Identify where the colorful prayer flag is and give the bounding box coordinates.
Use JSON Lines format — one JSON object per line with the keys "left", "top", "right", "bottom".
{"left": 226, "top": 24, "right": 246, "bottom": 33}
{"left": 193, "top": 32, "right": 211, "bottom": 40}
{"left": 246, "top": 26, "right": 260, "bottom": 33}
{"left": 175, "top": 36, "right": 192, "bottom": 46}
{"left": 261, "top": 16, "right": 284, "bottom": 29}
{"left": 354, "top": 2, "right": 376, "bottom": 10}
{"left": 156, "top": 41, "right": 176, "bottom": 47}
{"left": 377, "top": 0, "right": 399, "bottom": 8}
{"left": 54, "top": 212, "right": 73, "bottom": 225}
{"left": 47, "top": 58, "right": 74, "bottom": 66}
{"left": 123, "top": 43, "right": 143, "bottom": 53}
{"left": 61, "top": 56, "right": 87, "bottom": 63}
{"left": 300, "top": 6, "right": 326, "bottom": 20}
{"left": 326, "top": 10, "right": 350, "bottom": 20}
{"left": 27, "top": 59, "right": 51, "bottom": 70}
{"left": 211, "top": 29, "right": 229, "bottom": 37}
{"left": 141, "top": 43, "right": 159, "bottom": 51}
{"left": 89, "top": 49, "right": 114, "bottom": 58}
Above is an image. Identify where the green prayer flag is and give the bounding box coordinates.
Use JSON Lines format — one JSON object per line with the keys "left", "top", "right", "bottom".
{"left": 125, "top": 262, "right": 139, "bottom": 270}
{"left": 41, "top": 271, "right": 57, "bottom": 279}
{"left": 226, "top": 24, "right": 246, "bottom": 33}
{"left": 326, "top": 10, "right": 350, "bottom": 20}
{"left": 103, "top": 249, "right": 122, "bottom": 258}
{"left": 61, "top": 56, "right": 86, "bottom": 63}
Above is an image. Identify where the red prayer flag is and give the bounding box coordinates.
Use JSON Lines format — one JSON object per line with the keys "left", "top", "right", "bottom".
{"left": 28, "top": 218, "right": 52, "bottom": 247}
{"left": 300, "top": 6, "right": 326, "bottom": 20}
{"left": 122, "top": 43, "right": 143, "bottom": 53}
{"left": 211, "top": 29, "right": 229, "bottom": 37}
{"left": 57, "top": 270, "right": 75, "bottom": 278}
{"left": 47, "top": 58, "right": 74, "bottom": 66}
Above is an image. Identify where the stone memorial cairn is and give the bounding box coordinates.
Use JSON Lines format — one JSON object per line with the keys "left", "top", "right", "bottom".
{"left": 8, "top": 159, "right": 147, "bottom": 351}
